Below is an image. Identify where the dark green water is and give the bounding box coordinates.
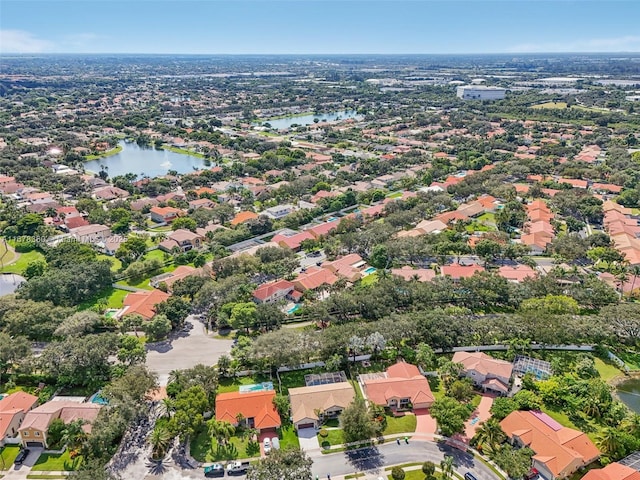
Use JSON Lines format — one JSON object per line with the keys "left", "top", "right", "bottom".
{"left": 617, "top": 377, "right": 640, "bottom": 413}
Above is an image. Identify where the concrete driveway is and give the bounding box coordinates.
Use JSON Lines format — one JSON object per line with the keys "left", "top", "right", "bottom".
{"left": 464, "top": 394, "right": 495, "bottom": 439}
{"left": 297, "top": 427, "right": 320, "bottom": 452}
{"left": 2, "top": 447, "right": 43, "bottom": 479}
{"left": 414, "top": 409, "right": 437, "bottom": 435}
{"left": 146, "top": 316, "right": 233, "bottom": 385}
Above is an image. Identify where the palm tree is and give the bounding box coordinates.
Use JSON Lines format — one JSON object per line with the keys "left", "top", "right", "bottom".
{"left": 208, "top": 419, "right": 236, "bottom": 446}
{"left": 597, "top": 427, "right": 624, "bottom": 459}
{"left": 629, "top": 265, "right": 640, "bottom": 298}
{"left": 440, "top": 455, "right": 455, "bottom": 480}
{"left": 149, "top": 424, "right": 173, "bottom": 460}
{"left": 157, "top": 398, "right": 175, "bottom": 419}
{"left": 472, "top": 418, "right": 505, "bottom": 453}
{"left": 623, "top": 413, "right": 640, "bottom": 437}
{"left": 62, "top": 420, "right": 87, "bottom": 451}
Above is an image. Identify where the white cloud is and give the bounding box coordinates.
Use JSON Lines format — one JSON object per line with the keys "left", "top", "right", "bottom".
{"left": 0, "top": 29, "right": 54, "bottom": 53}
{"left": 508, "top": 35, "right": 640, "bottom": 53}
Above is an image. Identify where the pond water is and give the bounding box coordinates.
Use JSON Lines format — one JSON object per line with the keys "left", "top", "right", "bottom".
{"left": 257, "top": 110, "right": 362, "bottom": 130}
{"left": 84, "top": 141, "right": 207, "bottom": 178}
{"left": 616, "top": 377, "right": 640, "bottom": 413}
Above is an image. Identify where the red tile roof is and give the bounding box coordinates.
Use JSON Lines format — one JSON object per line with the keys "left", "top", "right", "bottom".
{"left": 215, "top": 390, "right": 281, "bottom": 430}
{"left": 252, "top": 279, "right": 295, "bottom": 302}
{"left": 441, "top": 263, "right": 485, "bottom": 279}
{"left": 122, "top": 289, "right": 170, "bottom": 320}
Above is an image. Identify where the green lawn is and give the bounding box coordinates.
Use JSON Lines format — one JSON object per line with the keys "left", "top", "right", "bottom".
{"left": 0, "top": 248, "right": 45, "bottom": 274}
{"left": 96, "top": 254, "right": 122, "bottom": 272}
{"left": 360, "top": 272, "right": 379, "bottom": 286}
{"left": 77, "top": 286, "right": 129, "bottom": 311}
{"left": 532, "top": 101, "right": 568, "bottom": 110}
{"left": 278, "top": 368, "right": 327, "bottom": 394}
{"left": 190, "top": 430, "right": 259, "bottom": 462}
{"left": 383, "top": 413, "right": 417, "bottom": 435}
{"left": 612, "top": 349, "right": 640, "bottom": 371}
{"left": 594, "top": 357, "right": 623, "bottom": 382}
{"left": 278, "top": 424, "right": 300, "bottom": 450}
{"left": 116, "top": 276, "right": 153, "bottom": 290}
{"left": 162, "top": 145, "right": 205, "bottom": 158}
{"left": 428, "top": 376, "right": 446, "bottom": 401}
{"left": 217, "top": 375, "right": 270, "bottom": 394}
{"left": 32, "top": 450, "right": 82, "bottom": 471}
{"left": 318, "top": 428, "right": 343, "bottom": 448}
{"left": 0, "top": 446, "right": 20, "bottom": 469}
{"left": 349, "top": 380, "right": 363, "bottom": 399}
{"left": 0, "top": 241, "right": 15, "bottom": 265}
{"left": 85, "top": 144, "right": 122, "bottom": 161}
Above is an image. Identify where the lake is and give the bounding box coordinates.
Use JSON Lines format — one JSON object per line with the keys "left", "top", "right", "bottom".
{"left": 257, "top": 110, "right": 362, "bottom": 130}
{"left": 617, "top": 377, "right": 640, "bottom": 413}
{"left": 84, "top": 142, "right": 207, "bottom": 178}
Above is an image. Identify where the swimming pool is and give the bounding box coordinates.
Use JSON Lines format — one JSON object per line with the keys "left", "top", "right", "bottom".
{"left": 239, "top": 382, "right": 274, "bottom": 393}
{"left": 287, "top": 304, "right": 301, "bottom": 315}
{"left": 89, "top": 391, "right": 109, "bottom": 405}
{"left": 364, "top": 267, "right": 377, "bottom": 275}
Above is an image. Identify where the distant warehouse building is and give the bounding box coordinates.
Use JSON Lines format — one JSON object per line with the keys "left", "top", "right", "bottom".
{"left": 456, "top": 85, "right": 506, "bottom": 100}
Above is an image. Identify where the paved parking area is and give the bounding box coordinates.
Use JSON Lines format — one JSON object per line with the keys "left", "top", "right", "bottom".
{"left": 464, "top": 394, "right": 495, "bottom": 439}
{"left": 297, "top": 427, "right": 320, "bottom": 451}
{"left": 414, "top": 409, "right": 437, "bottom": 435}
{"left": 146, "top": 316, "right": 233, "bottom": 385}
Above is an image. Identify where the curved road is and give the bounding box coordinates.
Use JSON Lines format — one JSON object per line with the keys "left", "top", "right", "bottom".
{"left": 310, "top": 439, "right": 501, "bottom": 480}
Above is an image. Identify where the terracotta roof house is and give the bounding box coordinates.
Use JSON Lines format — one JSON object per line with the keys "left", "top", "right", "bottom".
{"left": 150, "top": 265, "right": 206, "bottom": 291}
{"left": 119, "top": 289, "right": 170, "bottom": 320}
{"left": 150, "top": 206, "right": 182, "bottom": 223}
{"left": 360, "top": 361, "right": 434, "bottom": 410}
{"left": 64, "top": 215, "right": 90, "bottom": 230}
{"left": 159, "top": 229, "right": 204, "bottom": 253}
{"left": 501, "top": 410, "right": 599, "bottom": 479}
{"left": 189, "top": 198, "right": 215, "bottom": 210}
{"left": 308, "top": 221, "right": 339, "bottom": 239}
{"left": 293, "top": 266, "right": 339, "bottom": 292}
{"left": 272, "top": 231, "right": 315, "bottom": 251}
{"left": 415, "top": 219, "right": 448, "bottom": 235}
{"left": 93, "top": 185, "right": 130, "bottom": 201}
{"left": 441, "top": 263, "right": 485, "bottom": 281}
{"left": 230, "top": 211, "right": 259, "bottom": 226}
{"left": 498, "top": 265, "right": 537, "bottom": 283}
{"left": 215, "top": 390, "right": 281, "bottom": 433}
{"left": 289, "top": 382, "right": 356, "bottom": 430}
{"left": 252, "top": 279, "right": 296, "bottom": 304}
{"left": 322, "top": 254, "right": 368, "bottom": 282}
{"left": 19, "top": 401, "right": 102, "bottom": 448}
{"left": 391, "top": 266, "right": 436, "bottom": 282}
{"left": 0, "top": 392, "right": 39, "bottom": 446}
{"left": 582, "top": 463, "right": 640, "bottom": 480}
{"left": 452, "top": 351, "right": 513, "bottom": 395}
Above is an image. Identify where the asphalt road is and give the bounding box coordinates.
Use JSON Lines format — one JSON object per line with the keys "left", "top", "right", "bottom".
{"left": 145, "top": 316, "right": 233, "bottom": 385}
{"left": 310, "top": 440, "right": 500, "bottom": 480}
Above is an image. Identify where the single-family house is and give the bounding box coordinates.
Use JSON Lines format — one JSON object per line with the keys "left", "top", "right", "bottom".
{"left": 263, "top": 204, "right": 295, "bottom": 220}
{"left": 360, "top": 361, "right": 434, "bottom": 410}
{"left": 230, "top": 211, "right": 259, "bottom": 226}
{"left": 498, "top": 265, "right": 537, "bottom": 283}
{"left": 272, "top": 231, "right": 315, "bottom": 251}
{"left": 452, "top": 351, "right": 513, "bottom": 396}
{"left": 441, "top": 263, "right": 485, "bottom": 281}
{"left": 293, "top": 266, "right": 339, "bottom": 292}
{"left": 19, "top": 401, "right": 102, "bottom": 448}
{"left": 215, "top": 390, "right": 281, "bottom": 433}
{"left": 150, "top": 206, "right": 182, "bottom": 223}
{"left": 119, "top": 289, "right": 170, "bottom": 320}
{"left": 150, "top": 265, "right": 206, "bottom": 291}
{"left": 159, "top": 229, "right": 204, "bottom": 253}
{"left": 307, "top": 221, "right": 339, "bottom": 239}
{"left": 501, "top": 410, "right": 600, "bottom": 479}
{"left": 69, "top": 224, "right": 111, "bottom": 244}
{"left": 289, "top": 382, "right": 356, "bottom": 430}
{"left": 189, "top": 198, "right": 215, "bottom": 210}
{"left": 252, "top": 279, "right": 296, "bottom": 304}
{"left": 322, "top": 254, "right": 368, "bottom": 282}
{"left": 581, "top": 463, "right": 640, "bottom": 480}
{"left": 391, "top": 266, "right": 436, "bottom": 282}
{"left": 0, "top": 392, "right": 39, "bottom": 446}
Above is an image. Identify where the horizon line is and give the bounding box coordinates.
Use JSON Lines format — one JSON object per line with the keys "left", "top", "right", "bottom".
{"left": 2, "top": 51, "right": 640, "bottom": 56}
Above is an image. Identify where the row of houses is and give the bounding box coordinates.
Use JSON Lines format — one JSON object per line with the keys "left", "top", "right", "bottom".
{"left": 0, "top": 391, "right": 101, "bottom": 449}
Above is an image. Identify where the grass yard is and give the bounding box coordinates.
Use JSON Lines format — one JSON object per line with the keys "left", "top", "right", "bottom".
{"left": 116, "top": 276, "right": 154, "bottom": 290}
{"left": 32, "top": 450, "right": 82, "bottom": 471}
{"left": 218, "top": 374, "right": 271, "bottom": 394}
{"left": 0, "top": 446, "right": 20, "bottom": 469}
{"left": 278, "top": 424, "right": 300, "bottom": 450}
{"left": 96, "top": 254, "right": 122, "bottom": 272}
{"left": 318, "top": 428, "right": 343, "bottom": 448}
{"left": 162, "top": 145, "right": 205, "bottom": 158}
{"left": 77, "top": 286, "right": 129, "bottom": 311}
{"left": 0, "top": 241, "right": 15, "bottom": 265}
{"left": 349, "top": 380, "right": 363, "bottom": 399}
{"left": 612, "top": 349, "right": 640, "bottom": 371}
{"left": 278, "top": 368, "right": 326, "bottom": 394}
{"left": 85, "top": 144, "right": 122, "bottom": 161}
{"left": 594, "top": 357, "right": 623, "bottom": 382}
{"left": 428, "top": 376, "right": 446, "bottom": 401}
{"left": 190, "top": 430, "right": 259, "bottom": 462}
{"left": 383, "top": 413, "right": 417, "bottom": 435}
{"left": 0, "top": 248, "right": 45, "bottom": 274}
{"left": 360, "top": 272, "right": 379, "bottom": 286}
{"left": 532, "top": 101, "right": 568, "bottom": 110}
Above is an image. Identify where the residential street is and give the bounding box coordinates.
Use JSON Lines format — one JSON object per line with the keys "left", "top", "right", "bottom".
{"left": 146, "top": 316, "right": 233, "bottom": 385}
{"left": 309, "top": 439, "right": 501, "bottom": 480}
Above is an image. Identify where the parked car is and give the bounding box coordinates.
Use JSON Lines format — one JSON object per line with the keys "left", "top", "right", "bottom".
{"left": 14, "top": 448, "right": 30, "bottom": 465}
{"left": 204, "top": 463, "right": 225, "bottom": 477}
{"left": 227, "top": 461, "right": 250, "bottom": 475}
{"left": 263, "top": 437, "right": 271, "bottom": 454}
{"left": 271, "top": 436, "right": 280, "bottom": 450}
{"left": 465, "top": 473, "right": 478, "bottom": 480}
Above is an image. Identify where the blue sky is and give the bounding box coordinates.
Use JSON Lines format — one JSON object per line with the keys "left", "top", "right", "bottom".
{"left": 1, "top": 1, "right": 639, "bottom": 54}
